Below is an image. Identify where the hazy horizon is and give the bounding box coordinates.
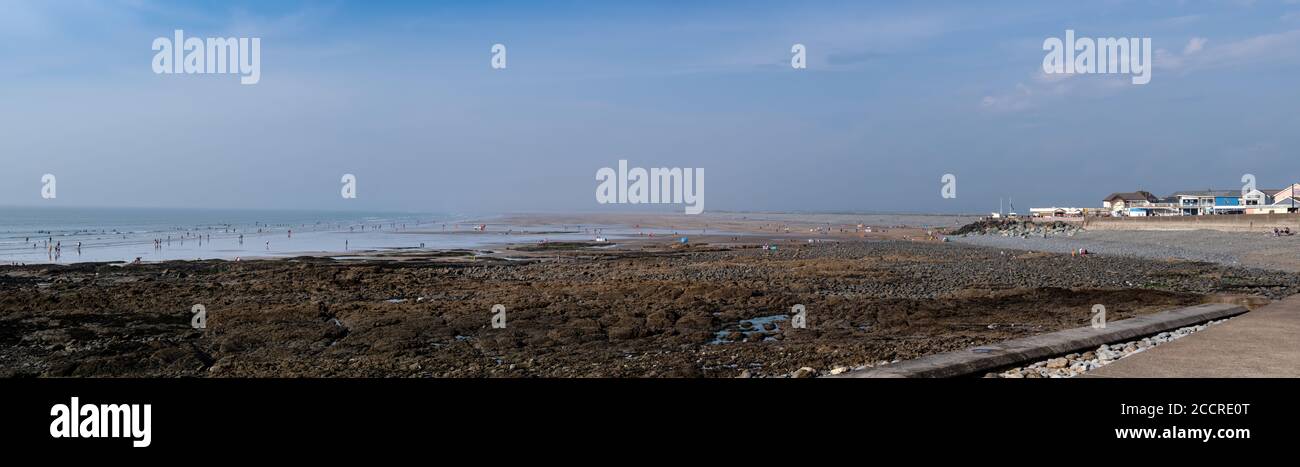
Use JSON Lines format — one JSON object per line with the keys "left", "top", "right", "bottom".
{"left": 0, "top": 203, "right": 988, "bottom": 218}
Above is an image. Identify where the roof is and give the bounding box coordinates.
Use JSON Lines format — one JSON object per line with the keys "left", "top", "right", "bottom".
{"left": 1103, "top": 191, "right": 1158, "bottom": 202}
{"left": 1265, "top": 196, "right": 1300, "bottom": 207}
{"left": 1170, "top": 190, "right": 1240, "bottom": 197}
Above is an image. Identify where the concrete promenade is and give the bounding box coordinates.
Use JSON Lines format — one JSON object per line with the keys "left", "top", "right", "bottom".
{"left": 834, "top": 303, "right": 1248, "bottom": 378}
{"left": 1087, "top": 295, "right": 1300, "bottom": 377}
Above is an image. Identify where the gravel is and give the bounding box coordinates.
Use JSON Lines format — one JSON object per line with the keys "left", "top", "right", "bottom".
{"left": 457, "top": 239, "right": 1300, "bottom": 300}
{"left": 952, "top": 228, "right": 1300, "bottom": 271}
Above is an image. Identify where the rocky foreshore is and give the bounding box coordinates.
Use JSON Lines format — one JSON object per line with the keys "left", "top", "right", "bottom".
{"left": 951, "top": 219, "right": 1081, "bottom": 238}
{"left": 3, "top": 236, "right": 1297, "bottom": 377}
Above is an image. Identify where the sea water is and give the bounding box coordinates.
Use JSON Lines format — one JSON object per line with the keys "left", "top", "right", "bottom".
{"left": 0, "top": 206, "right": 664, "bottom": 264}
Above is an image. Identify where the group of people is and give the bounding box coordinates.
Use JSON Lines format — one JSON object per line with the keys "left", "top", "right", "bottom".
{"left": 1273, "top": 227, "right": 1294, "bottom": 237}
{"left": 28, "top": 236, "right": 82, "bottom": 261}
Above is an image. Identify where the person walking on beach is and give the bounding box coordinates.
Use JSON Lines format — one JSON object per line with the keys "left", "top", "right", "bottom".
{"left": 265, "top": 241, "right": 270, "bottom": 250}
{"left": 345, "top": 239, "right": 349, "bottom": 250}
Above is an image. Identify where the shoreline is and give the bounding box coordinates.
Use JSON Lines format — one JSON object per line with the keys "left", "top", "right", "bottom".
{"left": 5, "top": 215, "right": 1298, "bottom": 377}
{"left": 4, "top": 211, "right": 976, "bottom": 266}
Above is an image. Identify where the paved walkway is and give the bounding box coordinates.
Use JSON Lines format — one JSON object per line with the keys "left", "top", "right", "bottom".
{"left": 1086, "top": 295, "right": 1300, "bottom": 377}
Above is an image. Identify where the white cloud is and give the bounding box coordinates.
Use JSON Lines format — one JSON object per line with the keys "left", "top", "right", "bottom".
{"left": 981, "top": 63, "right": 1139, "bottom": 113}
{"left": 980, "top": 83, "right": 1034, "bottom": 112}
{"left": 1159, "top": 29, "right": 1300, "bottom": 73}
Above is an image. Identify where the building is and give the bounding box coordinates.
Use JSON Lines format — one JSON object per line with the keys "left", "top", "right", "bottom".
{"left": 1242, "top": 189, "right": 1270, "bottom": 208}
{"left": 1171, "top": 190, "right": 1240, "bottom": 216}
{"left": 1272, "top": 183, "right": 1300, "bottom": 201}
{"left": 1100, "top": 184, "right": 1300, "bottom": 217}
{"left": 1150, "top": 196, "right": 1183, "bottom": 216}
{"left": 1029, "top": 207, "right": 1084, "bottom": 217}
{"left": 1249, "top": 194, "right": 1299, "bottom": 214}
{"left": 1102, "top": 191, "right": 1158, "bottom": 216}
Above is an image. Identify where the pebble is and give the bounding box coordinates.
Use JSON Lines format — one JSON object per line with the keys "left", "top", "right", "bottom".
{"left": 994, "top": 319, "right": 1229, "bottom": 378}
{"left": 791, "top": 367, "right": 817, "bottom": 378}
{"left": 952, "top": 228, "right": 1297, "bottom": 277}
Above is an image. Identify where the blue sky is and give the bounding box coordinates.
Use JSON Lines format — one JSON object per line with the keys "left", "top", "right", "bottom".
{"left": 2, "top": 0, "right": 1299, "bottom": 214}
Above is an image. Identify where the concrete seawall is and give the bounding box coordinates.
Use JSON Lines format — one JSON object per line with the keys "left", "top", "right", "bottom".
{"left": 1082, "top": 213, "right": 1300, "bottom": 232}
{"left": 831, "top": 303, "right": 1248, "bottom": 378}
